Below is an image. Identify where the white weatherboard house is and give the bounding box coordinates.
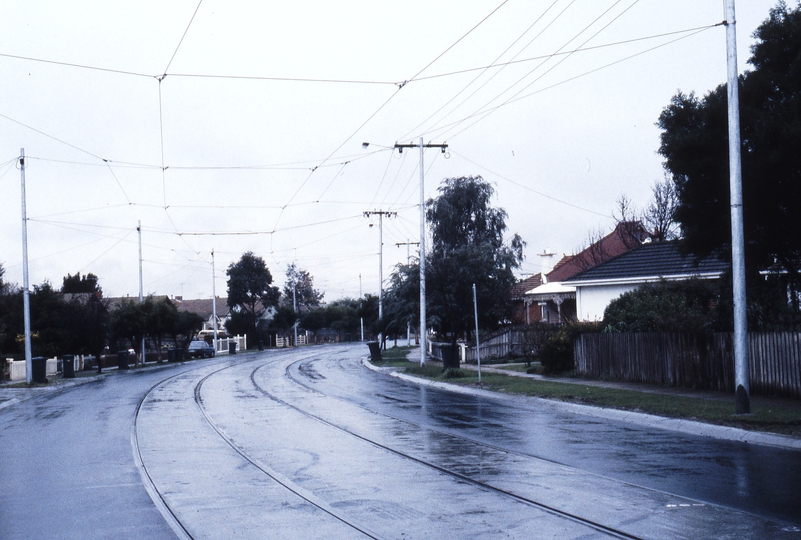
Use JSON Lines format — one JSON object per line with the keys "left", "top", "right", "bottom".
{"left": 564, "top": 241, "right": 730, "bottom": 322}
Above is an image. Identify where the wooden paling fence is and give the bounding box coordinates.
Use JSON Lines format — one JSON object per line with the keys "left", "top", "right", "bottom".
{"left": 575, "top": 332, "right": 801, "bottom": 398}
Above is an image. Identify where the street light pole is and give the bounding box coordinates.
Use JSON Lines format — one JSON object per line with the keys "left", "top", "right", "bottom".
{"left": 364, "top": 210, "right": 396, "bottom": 347}
{"left": 212, "top": 250, "right": 218, "bottom": 354}
{"left": 725, "top": 0, "right": 750, "bottom": 414}
{"left": 19, "top": 149, "right": 33, "bottom": 384}
{"left": 393, "top": 139, "right": 448, "bottom": 367}
{"left": 138, "top": 221, "right": 145, "bottom": 367}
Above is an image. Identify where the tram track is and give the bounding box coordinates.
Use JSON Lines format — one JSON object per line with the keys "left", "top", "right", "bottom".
{"left": 130, "top": 346, "right": 795, "bottom": 539}
{"left": 247, "top": 351, "right": 643, "bottom": 540}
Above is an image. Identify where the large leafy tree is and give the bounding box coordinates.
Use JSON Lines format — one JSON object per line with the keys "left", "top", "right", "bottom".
{"left": 283, "top": 263, "right": 323, "bottom": 315}
{"left": 657, "top": 2, "right": 801, "bottom": 320}
{"left": 61, "top": 272, "right": 101, "bottom": 294}
{"left": 226, "top": 252, "right": 280, "bottom": 341}
{"left": 424, "top": 176, "right": 524, "bottom": 367}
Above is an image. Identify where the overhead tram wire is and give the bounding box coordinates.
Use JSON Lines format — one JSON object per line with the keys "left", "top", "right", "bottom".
{"left": 397, "top": 0, "right": 565, "bottom": 143}
{"left": 430, "top": 0, "right": 637, "bottom": 143}
{"left": 411, "top": 23, "right": 727, "bottom": 84}
{"left": 162, "top": 0, "right": 204, "bottom": 76}
{"left": 449, "top": 149, "right": 610, "bottom": 218}
{"left": 271, "top": 0, "right": 513, "bottom": 234}
{"left": 436, "top": 23, "right": 719, "bottom": 143}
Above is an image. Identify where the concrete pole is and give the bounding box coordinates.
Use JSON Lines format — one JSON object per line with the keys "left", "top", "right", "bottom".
{"left": 293, "top": 281, "right": 298, "bottom": 347}
{"left": 378, "top": 212, "right": 383, "bottom": 322}
{"left": 473, "top": 283, "right": 481, "bottom": 384}
{"left": 138, "top": 221, "right": 145, "bottom": 366}
{"left": 419, "top": 137, "right": 427, "bottom": 367}
{"left": 212, "top": 250, "right": 218, "bottom": 354}
{"left": 725, "top": 0, "right": 750, "bottom": 414}
{"left": 20, "top": 149, "right": 33, "bottom": 384}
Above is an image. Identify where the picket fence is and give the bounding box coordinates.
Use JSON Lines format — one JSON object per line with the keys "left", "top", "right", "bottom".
{"left": 575, "top": 332, "right": 801, "bottom": 398}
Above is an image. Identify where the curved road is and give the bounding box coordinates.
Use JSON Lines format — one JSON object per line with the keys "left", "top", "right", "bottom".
{"left": 1, "top": 343, "right": 799, "bottom": 539}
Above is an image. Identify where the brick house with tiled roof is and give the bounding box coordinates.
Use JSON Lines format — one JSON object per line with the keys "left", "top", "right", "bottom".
{"left": 565, "top": 240, "right": 729, "bottom": 321}
{"left": 522, "top": 222, "right": 651, "bottom": 324}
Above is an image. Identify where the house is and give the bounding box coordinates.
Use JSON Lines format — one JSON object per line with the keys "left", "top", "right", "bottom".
{"left": 523, "top": 222, "right": 651, "bottom": 324}
{"left": 173, "top": 297, "right": 231, "bottom": 335}
{"left": 511, "top": 273, "right": 543, "bottom": 325}
{"left": 564, "top": 240, "right": 730, "bottom": 321}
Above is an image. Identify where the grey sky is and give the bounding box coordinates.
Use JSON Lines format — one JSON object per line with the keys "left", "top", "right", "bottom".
{"left": 0, "top": 0, "right": 780, "bottom": 301}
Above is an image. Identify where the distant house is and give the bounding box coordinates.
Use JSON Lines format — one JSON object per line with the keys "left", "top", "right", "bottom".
{"left": 511, "top": 273, "right": 543, "bottom": 325}
{"left": 564, "top": 240, "right": 730, "bottom": 321}
{"left": 523, "top": 222, "right": 651, "bottom": 324}
{"left": 173, "top": 297, "right": 231, "bottom": 335}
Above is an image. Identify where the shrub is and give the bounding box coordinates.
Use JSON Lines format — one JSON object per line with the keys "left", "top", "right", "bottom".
{"left": 538, "top": 322, "right": 601, "bottom": 373}
{"left": 602, "top": 278, "right": 718, "bottom": 333}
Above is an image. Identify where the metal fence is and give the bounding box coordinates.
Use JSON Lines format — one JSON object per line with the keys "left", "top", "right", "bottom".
{"left": 575, "top": 332, "right": 801, "bottom": 398}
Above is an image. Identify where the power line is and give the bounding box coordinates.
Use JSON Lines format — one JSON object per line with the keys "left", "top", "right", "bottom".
{"left": 162, "top": 0, "right": 204, "bottom": 75}
{"left": 449, "top": 149, "right": 610, "bottom": 218}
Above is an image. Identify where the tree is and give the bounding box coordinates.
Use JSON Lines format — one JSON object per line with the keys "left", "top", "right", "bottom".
{"left": 642, "top": 176, "right": 679, "bottom": 241}
{"left": 61, "top": 272, "right": 101, "bottom": 294}
{"left": 283, "top": 263, "right": 323, "bottom": 315}
{"left": 270, "top": 305, "right": 297, "bottom": 343}
{"left": 109, "top": 300, "right": 147, "bottom": 354}
{"left": 424, "top": 176, "right": 524, "bottom": 368}
{"left": 226, "top": 252, "right": 280, "bottom": 341}
{"left": 657, "top": 2, "right": 801, "bottom": 319}
{"left": 602, "top": 279, "right": 719, "bottom": 333}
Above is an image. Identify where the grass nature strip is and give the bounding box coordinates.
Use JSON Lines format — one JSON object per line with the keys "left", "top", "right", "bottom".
{"left": 372, "top": 348, "right": 801, "bottom": 437}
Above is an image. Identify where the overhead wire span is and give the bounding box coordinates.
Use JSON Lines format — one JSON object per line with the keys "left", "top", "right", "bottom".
{"left": 449, "top": 149, "right": 609, "bottom": 218}
{"left": 168, "top": 72, "right": 398, "bottom": 85}
{"left": 368, "top": 147, "right": 402, "bottom": 209}
{"left": 435, "top": 0, "right": 635, "bottom": 142}
{"left": 80, "top": 229, "right": 137, "bottom": 273}
{"left": 412, "top": 23, "right": 723, "bottom": 83}
{"left": 0, "top": 52, "right": 155, "bottom": 78}
{"left": 398, "top": 0, "right": 563, "bottom": 143}
{"left": 272, "top": 0, "right": 512, "bottom": 233}
{"left": 162, "top": 0, "right": 204, "bottom": 75}
{"left": 0, "top": 112, "right": 106, "bottom": 161}
{"left": 169, "top": 214, "right": 363, "bottom": 236}
{"left": 441, "top": 23, "right": 715, "bottom": 142}
{"left": 406, "top": 0, "right": 512, "bottom": 83}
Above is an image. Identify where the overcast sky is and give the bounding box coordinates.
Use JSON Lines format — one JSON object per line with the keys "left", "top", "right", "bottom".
{"left": 0, "top": 0, "right": 781, "bottom": 302}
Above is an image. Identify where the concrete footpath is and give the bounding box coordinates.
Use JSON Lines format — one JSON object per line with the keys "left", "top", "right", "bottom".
{"left": 363, "top": 351, "right": 801, "bottom": 451}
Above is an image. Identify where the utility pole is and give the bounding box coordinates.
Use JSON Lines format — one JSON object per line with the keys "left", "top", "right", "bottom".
{"left": 359, "top": 273, "right": 364, "bottom": 342}
{"left": 473, "top": 283, "right": 481, "bottom": 384}
{"left": 396, "top": 239, "right": 420, "bottom": 347}
{"left": 212, "top": 250, "right": 218, "bottom": 354}
{"left": 19, "top": 149, "right": 32, "bottom": 384}
{"left": 393, "top": 139, "right": 448, "bottom": 367}
{"left": 138, "top": 221, "right": 145, "bottom": 367}
{"left": 364, "top": 210, "right": 396, "bottom": 344}
{"left": 725, "top": 0, "right": 750, "bottom": 414}
{"left": 293, "top": 281, "right": 298, "bottom": 347}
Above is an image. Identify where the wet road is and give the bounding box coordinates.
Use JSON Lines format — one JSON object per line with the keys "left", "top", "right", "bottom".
{"left": 2, "top": 343, "right": 800, "bottom": 539}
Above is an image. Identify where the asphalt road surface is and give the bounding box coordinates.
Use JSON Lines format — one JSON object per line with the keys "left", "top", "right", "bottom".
{"left": 1, "top": 343, "right": 799, "bottom": 539}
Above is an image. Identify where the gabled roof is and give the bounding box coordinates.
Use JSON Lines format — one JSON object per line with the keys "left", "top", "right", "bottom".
{"left": 175, "top": 297, "right": 231, "bottom": 319}
{"left": 546, "top": 221, "right": 650, "bottom": 282}
{"left": 512, "top": 274, "right": 543, "bottom": 298}
{"left": 565, "top": 241, "right": 729, "bottom": 285}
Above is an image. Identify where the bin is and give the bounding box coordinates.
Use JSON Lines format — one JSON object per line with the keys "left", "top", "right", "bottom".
{"left": 118, "top": 350, "right": 129, "bottom": 370}
{"left": 167, "top": 348, "right": 176, "bottom": 362}
{"left": 258, "top": 340, "right": 264, "bottom": 351}
{"left": 31, "top": 356, "right": 47, "bottom": 383}
{"left": 229, "top": 342, "right": 237, "bottom": 355}
{"left": 367, "top": 341, "right": 382, "bottom": 362}
{"left": 62, "top": 354, "right": 75, "bottom": 379}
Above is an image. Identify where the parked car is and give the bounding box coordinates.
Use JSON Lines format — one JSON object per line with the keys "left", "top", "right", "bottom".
{"left": 187, "top": 340, "right": 215, "bottom": 358}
